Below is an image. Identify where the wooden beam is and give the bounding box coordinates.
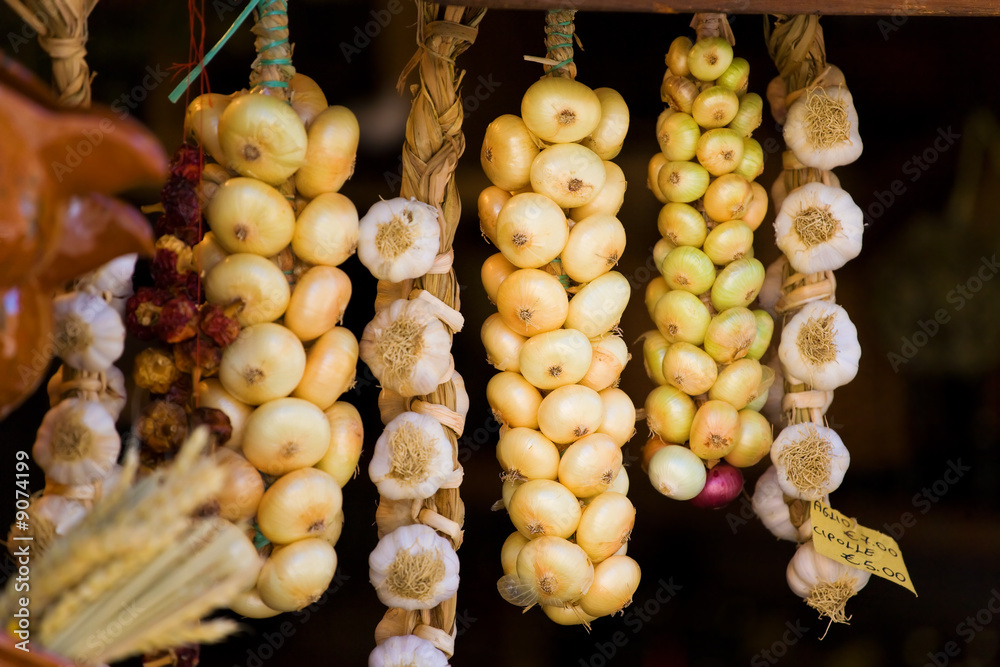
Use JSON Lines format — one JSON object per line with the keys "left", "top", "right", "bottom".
{"left": 457, "top": 0, "right": 1000, "bottom": 16}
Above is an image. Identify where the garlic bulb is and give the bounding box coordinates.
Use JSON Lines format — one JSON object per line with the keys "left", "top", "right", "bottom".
{"left": 774, "top": 183, "right": 863, "bottom": 274}
{"left": 369, "top": 524, "right": 460, "bottom": 611}
{"left": 7, "top": 494, "right": 88, "bottom": 552}
{"left": 779, "top": 301, "right": 860, "bottom": 391}
{"left": 33, "top": 398, "right": 120, "bottom": 485}
{"left": 787, "top": 540, "right": 871, "bottom": 624}
{"left": 51, "top": 291, "right": 125, "bottom": 372}
{"left": 47, "top": 364, "right": 127, "bottom": 420}
{"left": 369, "top": 412, "right": 459, "bottom": 500}
{"left": 360, "top": 297, "right": 459, "bottom": 398}
{"left": 752, "top": 466, "right": 814, "bottom": 542}
{"left": 358, "top": 198, "right": 441, "bottom": 282}
{"left": 783, "top": 86, "right": 862, "bottom": 170}
{"left": 770, "top": 422, "right": 850, "bottom": 500}
{"left": 75, "top": 253, "right": 136, "bottom": 309}
{"left": 369, "top": 634, "right": 450, "bottom": 667}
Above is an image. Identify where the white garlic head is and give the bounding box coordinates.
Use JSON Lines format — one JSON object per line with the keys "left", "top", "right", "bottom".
{"left": 51, "top": 291, "right": 126, "bottom": 372}
{"left": 368, "top": 634, "right": 450, "bottom": 667}
{"left": 770, "top": 422, "right": 850, "bottom": 501}
{"left": 33, "top": 398, "right": 121, "bottom": 485}
{"left": 369, "top": 524, "right": 460, "bottom": 611}
{"left": 369, "top": 411, "right": 458, "bottom": 500}
{"left": 783, "top": 86, "right": 862, "bottom": 170}
{"left": 774, "top": 183, "right": 863, "bottom": 274}
{"left": 358, "top": 197, "right": 441, "bottom": 282}
{"left": 779, "top": 300, "right": 860, "bottom": 391}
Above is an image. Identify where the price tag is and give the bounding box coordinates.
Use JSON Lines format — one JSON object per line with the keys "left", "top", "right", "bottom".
{"left": 809, "top": 500, "right": 917, "bottom": 596}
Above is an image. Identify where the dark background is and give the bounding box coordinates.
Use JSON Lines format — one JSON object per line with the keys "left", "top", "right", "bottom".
{"left": 2, "top": 2, "right": 1000, "bottom": 666}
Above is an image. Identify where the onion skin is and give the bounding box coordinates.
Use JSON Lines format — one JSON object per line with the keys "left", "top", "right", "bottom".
{"left": 689, "top": 463, "right": 744, "bottom": 509}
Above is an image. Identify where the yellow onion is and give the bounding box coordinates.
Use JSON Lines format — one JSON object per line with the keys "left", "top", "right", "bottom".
{"left": 711, "top": 258, "right": 765, "bottom": 311}
{"left": 745, "top": 363, "right": 776, "bottom": 413}
{"left": 703, "top": 220, "right": 754, "bottom": 265}
{"left": 597, "top": 387, "right": 636, "bottom": 447}
{"left": 647, "top": 153, "right": 670, "bottom": 204}
{"left": 284, "top": 265, "right": 352, "bottom": 341}
{"left": 230, "top": 585, "right": 280, "bottom": 620}
{"left": 662, "top": 342, "right": 717, "bottom": 396}
{"left": 645, "top": 277, "right": 669, "bottom": 320}
{"left": 511, "top": 536, "right": 594, "bottom": 607}
{"left": 561, "top": 214, "right": 626, "bottom": 284}
{"left": 728, "top": 92, "right": 763, "bottom": 137}
{"left": 658, "top": 160, "right": 710, "bottom": 203}
{"left": 496, "top": 268, "right": 569, "bottom": 337}
{"left": 288, "top": 73, "right": 328, "bottom": 127}
{"left": 193, "top": 231, "right": 228, "bottom": 277}
{"left": 660, "top": 246, "right": 715, "bottom": 294}
{"left": 580, "top": 333, "right": 629, "bottom": 392}
{"left": 481, "top": 313, "right": 527, "bottom": 373}
{"left": 666, "top": 36, "right": 692, "bottom": 75}
{"left": 704, "top": 307, "right": 757, "bottom": 364}
{"left": 645, "top": 385, "right": 696, "bottom": 444}
{"left": 565, "top": 271, "right": 630, "bottom": 339}
{"left": 657, "top": 202, "right": 707, "bottom": 247}
{"left": 717, "top": 57, "right": 750, "bottom": 92}
{"left": 653, "top": 289, "right": 711, "bottom": 345}
{"left": 501, "top": 531, "right": 530, "bottom": 577}
{"left": 558, "top": 433, "right": 623, "bottom": 497}
{"left": 218, "top": 92, "right": 307, "bottom": 185}
{"left": 481, "top": 114, "right": 539, "bottom": 191}
{"left": 580, "top": 555, "right": 641, "bottom": 617}
{"left": 689, "top": 400, "right": 740, "bottom": 460}
{"left": 487, "top": 372, "right": 542, "bottom": 429}
{"left": 207, "top": 177, "right": 295, "bottom": 256}
{"left": 292, "top": 193, "right": 359, "bottom": 267}
{"left": 647, "top": 445, "right": 706, "bottom": 500}
{"left": 661, "top": 74, "right": 698, "bottom": 114}
{"left": 197, "top": 379, "right": 253, "bottom": 450}
{"left": 314, "top": 402, "right": 364, "bottom": 487}
{"left": 641, "top": 331, "right": 670, "bottom": 386}
{"left": 508, "top": 479, "right": 582, "bottom": 539}
{"left": 296, "top": 105, "right": 359, "bottom": 198}
{"left": 538, "top": 385, "right": 605, "bottom": 446}
{"left": 482, "top": 252, "right": 518, "bottom": 304}
{"left": 692, "top": 86, "right": 740, "bottom": 129}
{"left": 205, "top": 253, "right": 290, "bottom": 327}
{"left": 709, "top": 358, "right": 763, "bottom": 409}
{"left": 575, "top": 492, "right": 635, "bottom": 564}
{"left": 542, "top": 604, "right": 597, "bottom": 626}
{"left": 704, "top": 173, "right": 754, "bottom": 222}
{"left": 570, "top": 161, "right": 627, "bottom": 220}
{"left": 220, "top": 323, "right": 307, "bottom": 405}
{"left": 725, "top": 409, "right": 773, "bottom": 467}
{"left": 478, "top": 186, "right": 511, "bottom": 245}
{"left": 580, "top": 87, "right": 629, "bottom": 159}
{"left": 242, "top": 397, "right": 331, "bottom": 475}
{"left": 257, "top": 467, "right": 342, "bottom": 544}
{"left": 212, "top": 448, "right": 264, "bottom": 522}
{"left": 258, "top": 538, "right": 336, "bottom": 612}
{"left": 742, "top": 181, "right": 769, "bottom": 231}
{"left": 734, "top": 137, "right": 765, "bottom": 181}
{"left": 746, "top": 310, "right": 774, "bottom": 360}
{"left": 530, "top": 143, "right": 606, "bottom": 209}
{"left": 495, "top": 193, "right": 568, "bottom": 269}
{"left": 696, "top": 127, "right": 744, "bottom": 175}
{"left": 292, "top": 326, "right": 358, "bottom": 410}
{"left": 657, "top": 112, "right": 700, "bottom": 161}
{"left": 653, "top": 237, "right": 676, "bottom": 273}
{"left": 185, "top": 92, "right": 230, "bottom": 163}
{"left": 687, "top": 37, "right": 734, "bottom": 81}
{"left": 521, "top": 77, "right": 602, "bottom": 143}
{"left": 497, "top": 428, "right": 561, "bottom": 481}
{"left": 500, "top": 477, "right": 525, "bottom": 510}
{"left": 519, "top": 328, "right": 593, "bottom": 391}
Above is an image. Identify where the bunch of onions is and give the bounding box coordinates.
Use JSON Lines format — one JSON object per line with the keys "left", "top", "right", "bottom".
{"left": 642, "top": 17, "right": 774, "bottom": 507}
{"left": 763, "top": 15, "right": 867, "bottom": 625}
{"left": 174, "top": 66, "right": 364, "bottom": 620}
{"left": 479, "top": 20, "right": 640, "bottom": 627}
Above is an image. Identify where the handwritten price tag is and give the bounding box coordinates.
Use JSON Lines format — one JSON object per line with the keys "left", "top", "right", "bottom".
{"left": 809, "top": 500, "right": 917, "bottom": 596}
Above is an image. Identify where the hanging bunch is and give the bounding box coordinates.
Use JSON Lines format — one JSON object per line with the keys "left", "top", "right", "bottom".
{"left": 639, "top": 14, "right": 773, "bottom": 509}
{"left": 477, "top": 9, "right": 640, "bottom": 628}
{"left": 357, "top": 5, "right": 484, "bottom": 665}
{"left": 752, "top": 14, "right": 870, "bottom": 627}
{"left": 127, "top": 1, "right": 364, "bottom": 621}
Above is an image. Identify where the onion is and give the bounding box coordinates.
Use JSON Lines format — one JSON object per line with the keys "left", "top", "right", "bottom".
{"left": 496, "top": 427, "right": 560, "bottom": 481}
{"left": 256, "top": 467, "right": 342, "bottom": 544}
{"left": 205, "top": 253, "right": 290, "bottom": 327}
{"left": 647, "top": 445, "right": 706, "bottom": 500}
{"left": 537, "top": 384, "right": 604, "bottom": 446}
{"left": 495, "top": 193, "right": 568, "bottom": 269}
{"left": 314, "top": 402, "right": 365, "bottom": 487}
{"left": 284, "top": 265, "right": 352, "bottom": 342}
{"left": 481, "top": 252, "right": 517, "bottom": 304}
{"left": 220, "top": 324, "right": 307, "bottom": 406}
{"left": 241, "top": 397, "right": 331, "bottom": 475}
{"left": 258, "top": 538, "right": 336, "bottom": 612}
{"left": 481, "top": 313, "right": 527, "bottom": 373}
{"left": 196, "top": 379, "right": 252, "bottom": 450}
{"left": 212, "top": 448, "right": 264, "bottom": 522}
{"left": 557, "top": 433, "right": 622, "bottom": 498}
{"left": 519, "top": 328, "right": 592, "bottom": 391}
{"left": 291, "top": 193, "right": 360, "bottom": 267}
{"left": 496, "top": 268, "right": 569, "bottom": 336}
{"left": 292, "top": 326, "right": 358, "bottom": 410}
{"left": 487, "top": 371, "right": 542, "bottom": 429}
{"left": 507, "top": 479, "right": 581, "bottom": 539}
{"left": 481, "top": 114, "right": 539, "bottom": 191}
{"left": 478, "top": 186, "right": 511, "bottom": 245}
{"left": 689, "top": 463, "right": 744, "bottom": 509}
{"left": 596, "top": 387, "right": 636, "bottom": 447}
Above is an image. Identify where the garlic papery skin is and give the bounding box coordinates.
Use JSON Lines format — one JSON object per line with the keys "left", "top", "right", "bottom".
{"left": 197, "top": 379, "right": 253, "bottom": 450}
{"left": 220, "top": 323, "right": 307, "bottom": 405}
{"left": 296, "top": 105, "right": 360, "bottom": 198}
{"left": 495, "top": 192, "right": 569, "bottom": 269}
{"left": 369, "top": 635, "right": 450, "bottom": 667}
{"left": 496, "top": 428, "right": 560, "bottom": 481}
{"left": 575, "top": 492, "right": 635, "bottom": 564}
{"left": 774, "top": 182, "right": 864, "bottom": 274}
{"left": 770, "top": 422, "right": 850, "bottom": 500}
{"left": 33, "top": 398, "right": 120, "bottom": 485}
{"left": 481, "top": 313, "right": 526, "bottom": 373}
{"left": 369, "top": 412, "right": 457, "bottom": 500}
{"left": 512, "top": 535, "right": 594, "bottom": 607}
{"left": 787, "top": 540, "right": 871, "bottom": 624}
{"left": 481, "top": 114, "right": 539, "bottom": 192}
{"left": 580, "top": 334, "right": 629, "bottom": 392}
{"left": 48, "top": 364, "right": 127, "bottom": 421}
{"left": 520, "top": 77, "right": 602, "bottom": 143}
{"left": 508, "top": 479, "right": 582, "bottom": 539}
{"left": 218, "top": 92, "right": 308, "bottom": 185}
{"left": 779, "top": 300, "right": 860, "bottom": 391}
{"left": 358, "top": 197, "right": 441, "bottom": 282}
{"left": 205, "top": 253, "right": 290, "bottom": 327}
{"left": 242, "top": 397, "right": 332, "bottom": 475}
{"left": 580, "top": 87, "right": 630, "bottom": 160}
{"left": 258, "top": 538, "right": 337, "bottom": 612}
{"left": 284, "top": 265, "right": 353, "bottom": 341}
{"left": 292, "top": 193, "right": 360, "bottom": 267}
{"left": 315, "top": 402, "right": 365, "bottom": 487}
{"left": 565, "top": 271, "right": 630, "bottom": 339}
{"left": 51, "top": 291, "right": 125, "bottom": 372}
{"left": 369, "top": 524, "right": 460, "bottom": 611}
{"left": 783, "top": 86, "right": 862, "bottom": 170}
{"left": 359, "top": 298, "right": 456, "bottom": 398}
{"left": 293, "top": 326, "right": 358, "bottom": 410}
{"left": 257, "top": 467, "right": 342, "bottom": 544}
{"left": 207, "top": 177, "right": 296, "bottom": 256}
{"left": 530, "top": 143, "right": 607, "bottom": 209}
{"left": 580, "top": 555, "right": 641, "bottom": 618}
{"left": 560, "top": 214, "right": 627, "bottom": 284}
{"left": 752, "top": 466, "right": 814, "bottom": 543}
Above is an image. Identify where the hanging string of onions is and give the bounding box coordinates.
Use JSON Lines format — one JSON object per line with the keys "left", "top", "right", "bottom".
{"left": 357, "top": 5, "right": 485, "bottom": 665}
{"left": 754, "top": 14, "right": 870, "bottom": 627}
{"left": 480, "top": 9, "right": 641, "bottom": 628}
{"left": 640, "top": 14, "right": 773, "bottom": 509}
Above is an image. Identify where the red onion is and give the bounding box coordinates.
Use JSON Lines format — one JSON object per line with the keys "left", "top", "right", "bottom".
{"left": 689, "top": 463, "right": 743, "bottom": 509}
